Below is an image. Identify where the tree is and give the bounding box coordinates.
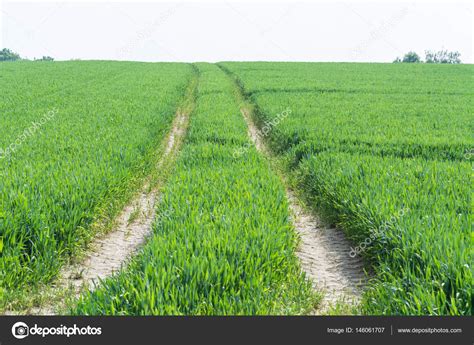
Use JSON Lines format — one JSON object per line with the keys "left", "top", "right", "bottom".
{"left": 401, "top": 51, "right": 421, "bottom": 63}
{"left": 425, "top": 50, "right": 461, "bottom": 64}
{"left": 35, "top": 56, "right": 54, "bottom": 61}
{"left": 0, "top": 48, "right": 21, "bottom": 61}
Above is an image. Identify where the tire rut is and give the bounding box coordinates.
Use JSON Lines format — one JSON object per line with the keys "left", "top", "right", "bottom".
{"left": 240, "top": 107, "right": 366, "bottom": 314}
{"left": 23, "top": 75, "right": 197, "bottom": 315}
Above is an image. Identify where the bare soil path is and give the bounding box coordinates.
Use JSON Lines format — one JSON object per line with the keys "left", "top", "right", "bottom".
{"left": 239, "top": 103, "right": 366, "bottom": 314}
{"left": 25, "top": 75, "right": 198, "bottom": 315}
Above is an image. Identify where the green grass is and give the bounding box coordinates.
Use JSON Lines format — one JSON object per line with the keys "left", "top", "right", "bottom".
{"left": 220, "top": 62, "right": 473, "bottom": 315}
{"left": 73, "top": 63, "right": 317, "bottom": 315}
{"left": 0, "top": 61, "right": 194, "bottom": 306}
{"left": 3, "top": 60, "right": 470, "bottom": 316}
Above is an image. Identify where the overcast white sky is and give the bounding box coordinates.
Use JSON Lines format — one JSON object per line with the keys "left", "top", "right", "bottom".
{"left": 1, "top": 0, "right": 472, "bottom": 63}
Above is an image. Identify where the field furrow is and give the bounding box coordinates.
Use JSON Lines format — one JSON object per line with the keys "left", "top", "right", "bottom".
{"left": 218, "top": 64, "right": 367, "bottom": 313}
{"left": 2, "top": 60, "right": 470, "bottom": 317}
{"left": 73, "top": 63, "right": 318, "bottom": 315}
{"left": 219, "top": 62, "right": 473, "bottom": 315}
{"left": 0, "top": 62, "right": 194, "bottom": 312}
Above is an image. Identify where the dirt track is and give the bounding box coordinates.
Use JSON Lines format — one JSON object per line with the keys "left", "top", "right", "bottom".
{"left": 25, "top": 76, "right": 197, "bottom": 315}
{"left": 240, "top": 108, "right": 366, "bottom": 313}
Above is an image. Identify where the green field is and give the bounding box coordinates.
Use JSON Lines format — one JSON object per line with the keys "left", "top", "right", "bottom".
{"left": 0, "top": 61, "right": 193, "bottom": 301}
{"left": 1, "top": 61, "right": 471, "bottom": 315}
{"left": 74, "top": 63, "right": 316, "bottom": 315}
{"left": 220, "top": 62, "right": 473, "bottom": 315}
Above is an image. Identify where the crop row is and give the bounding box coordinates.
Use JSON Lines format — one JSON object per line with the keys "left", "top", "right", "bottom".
{"left": 0, "top": 61, "right": 193, "bottom": 306}
{"left": 220, "top": 62, "right": 473, "bottom": 315}
{"left": 73, "top": 63, "right": 316, "bottom": 315}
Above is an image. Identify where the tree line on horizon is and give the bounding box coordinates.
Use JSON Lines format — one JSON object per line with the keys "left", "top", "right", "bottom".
{"left": 0, "top": 48, "right": 54, "bottom": 62}
{"left": 1, "top": 47, "right": 463, "bottom": 64}
{"left": 394, "top": 50, "right": 461, "bottom": 64}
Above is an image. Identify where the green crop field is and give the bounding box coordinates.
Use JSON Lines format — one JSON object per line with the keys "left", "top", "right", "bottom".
{"left": 220, "top": 62, "right": 473, "bottom": 315}
{"left": 0, "top": 60, "right": 471, "bottom": 316}
{"left": 0, "top": 61, "right": 193, "bottom": 305}
{"left": 73, "top": 63, "right": 316, "bottom": 315}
